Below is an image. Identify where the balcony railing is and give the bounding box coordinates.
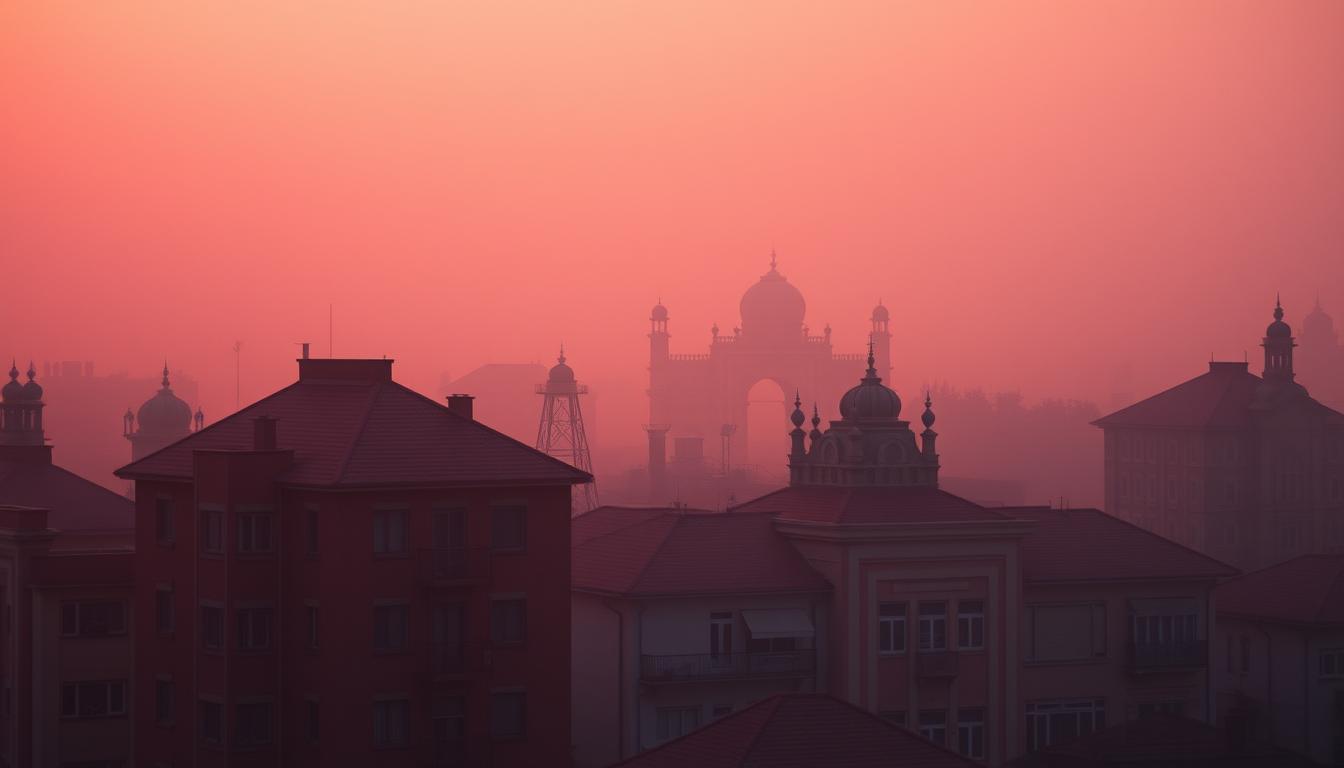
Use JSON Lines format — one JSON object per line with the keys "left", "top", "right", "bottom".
{"left": 1126, "top": 640, "right": 1207, "bottom": 672}
{"left": 640, "top": 650, "right": 816, "bottom": 682}
{"left": 915, "top": 650, "right": 959, "bottom": 678}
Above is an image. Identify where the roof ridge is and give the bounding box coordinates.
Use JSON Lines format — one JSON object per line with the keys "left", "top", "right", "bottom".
{"left": 43, "top": 464, "right": 135, "bottom": 508}
{"left": 1091, "top": 365, "right": 1254, "bottom": 427}
{"left": 331, "top": 380, "right": 388, "bottom": 483}
{"left": 1081, "top": 507, "right": 1239, "bottom": 576}
{"left": 625, "top": 513, "right": 694, "bottom": 594}
{"left": 574, "top": 511, "right": 676, "bottom": 547}
{"left": 738, "top": 695, "right": 787, "bottom": 765}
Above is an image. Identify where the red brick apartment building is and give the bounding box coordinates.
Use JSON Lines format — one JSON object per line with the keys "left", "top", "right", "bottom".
{"left": 116, "top": 358, "right": 589, "bottom": 768}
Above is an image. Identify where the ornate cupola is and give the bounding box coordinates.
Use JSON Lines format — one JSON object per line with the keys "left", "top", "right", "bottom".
{"left": 1, "top": 361, "right": 46, "bottom": 447}
{"left": 788, "top": 346, "right": 940, "bottom": 487}
{"left": 1262, "top": 295, "right": 1297, "bottom": 384}
{"left": 125, "top": 363, "right": 194, "bottom": 462}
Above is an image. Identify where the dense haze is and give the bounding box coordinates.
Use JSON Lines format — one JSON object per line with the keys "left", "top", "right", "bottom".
{"left": 3, "top": 2, "right": 1342, "bottom": 495}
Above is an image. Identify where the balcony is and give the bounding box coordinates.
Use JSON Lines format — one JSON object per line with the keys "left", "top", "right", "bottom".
{"left": 915, "top": 650, "right": 959, "bottom": 678}
{"left": 1126, "top": 640, "right": 1207, "bottom": 673}
{"left": 640, "top": 650, "right": 816, "bottom": 683}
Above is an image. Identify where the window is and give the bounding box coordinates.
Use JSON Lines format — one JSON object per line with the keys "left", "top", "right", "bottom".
{"left": 306, "top": 699, "right": 320, "bottom": 744}
{"left": 237, "top": 511, "right": 273, "bottom": 553}
{"left": 373, "top": 699, "right": 409, "bottom": 748}
{"left": 491, "top": 505, "right": 526, "bottom": 551}
{"left": 1026, "top": 603, "right": 1106, "bottom": 662}
{"left": 306, "top": 507, "right": 319, "bottom": 555}
{"left": 655, "top": 706, "right": 700, "bottom": 741}
{"left": 199, "top": 700, "right": 223, "bottom": 746}
{"left": 491, "top": 691, "right": 526, "bottom": 740}
{"left": 918, "top": 602, "right": 946, "bottom": 651}
{"left": 958, "top": 600, "right": 984, "bottom": 650}
{"left": 709, "top": 612, "right": 733, "bottom": 662}
{"left": 957, "top": 708, "right": 985, "bottom": 759}
{"left": 918, "top": 710, "right": 946, "bottom": 745}
{"left": 1026, "top": 698, "right": 1105, "bottom": 751}
{"left": 373, "top": 604, "right": 409, "bottom": 652}
{"left": 235, "top": 701, "right": 273, "bottom": 747}
{"left": 201, "top": 509, "right": 224, "bottom": 554}
{"left": 491, "top": 599, "right": 526, "bottom": 645}
{"left": 306, "top": 603, "right": 319, "bottom": 650}
{"left": 61, "top": 680, "right": 127, "bottom": 718}
{"left": 156, "top": 498, "right": 175, "bottom": 543}
{"left": 156, "top": 588, "right": 174, "bottom": 634}
{"left": 878, "top": 602, "right": 906, "bottom": 654}
{"left": 1131, "top": 610, "right": 1197, "bottom": 648}
{"left": 1320, "top": 648, "right": 1344, "bottom": 679}
{"left": 201, "top": 604, "right": 224, "bottom": 650}
{"left": 155, "top": 679, "right": 174, "bottom": 725}
{"left": 373, "top": 509, "right": 407, "bottom": 555}
{"left": 237, "top": 606, "right": 273, "bottom": 652}
{"left": 61, "top": 601, "right": 126, "bottom": 637}
{"left": 433, "top": 695, "right": 465, "bottom": 759}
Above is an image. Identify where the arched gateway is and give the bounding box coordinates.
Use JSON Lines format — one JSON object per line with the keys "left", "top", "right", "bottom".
{"left": 646, "top": 253, "right": 892, "bottom": 476}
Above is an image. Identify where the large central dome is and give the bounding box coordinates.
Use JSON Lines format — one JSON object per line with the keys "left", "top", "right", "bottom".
{"left": 739, "top": 254, "right": 806, "bottom": 342}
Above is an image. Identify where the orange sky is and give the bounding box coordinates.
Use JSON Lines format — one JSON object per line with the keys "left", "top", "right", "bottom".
{"left": 3, "top": 1, "right": 1342, "bottom": 444}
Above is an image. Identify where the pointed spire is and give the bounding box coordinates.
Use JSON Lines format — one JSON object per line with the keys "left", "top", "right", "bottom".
{"left": 790, "top": 391, "right": 806, "bottom": 428}
{"left": 922, "top": 391, "right": 936, "bottom": 431}
{"left": 770, "top": 249, "right": 778, "bottom": 271}
{"left": 26, "top": 361, "right": 36, "bottom": 381}
{"left": 558, "top": 343, "right": 566, "bottom": 365}
{"left": 8, "top": 360, "right": 17, "bottom": 381}
{"left": 1274, "top": 293, "right": 1284, "bottom": 321}
{"left": 162, "top": 361, "right": 171, "bottom": 389}
{"left": 864, "top": 341, "right": 878, "bottom": 380}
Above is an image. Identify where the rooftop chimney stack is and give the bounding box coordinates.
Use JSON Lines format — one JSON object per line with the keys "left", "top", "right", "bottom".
{"left": 300, "top": 343, "right": 310, "bottom": 360}
{"left": 253, "top": 416, "right": 277, "bottom": 450}
{"left": 447, "top": 394, "right": 475, "bottom": 420}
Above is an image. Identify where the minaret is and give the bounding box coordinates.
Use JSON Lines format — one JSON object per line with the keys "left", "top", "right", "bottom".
{"left": 870, "top": 300, "right": 892, "bottom": 381}
{"left": 649, "top": 300, "right": 670, "bottom": 364}
{"left": 1262, "top": 295, "right": 1297, "bottom": 384}
{"left": 536, "top": 347, "right": 599, "bottom": 513}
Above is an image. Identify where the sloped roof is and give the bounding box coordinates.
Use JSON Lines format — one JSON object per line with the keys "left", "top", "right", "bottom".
{"left": 731, "top": 485, "right": 1007, "bottom": 525}
{"left": 1215, "top": 553, "right": 1344, "bottom": 626}
{"left": 0, "top": 460, "right": 133, "bottom": 530}
{"left": 116, "top": 361, "right": 591, "bottom": 488}
{"left": 1000, "top": 507, "right": 1236, "bottom": 583}
{"left": 571, "top": 508, "right": 830, "bottom": 598}
{"left": 613, "top": 693, "right": 982, "bottom": 768}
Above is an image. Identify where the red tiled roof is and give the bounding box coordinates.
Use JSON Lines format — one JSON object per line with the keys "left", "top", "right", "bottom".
{"left": 0, "top": 460, "right": 133, "bottom": 531}
{"left": 115, "top": 366, "right": 591, "bottom": 488}
{"left": 731, "top": 485, "right": 1007, "bottom": 525}
{"left": 1000, "top": 507, "right": 1236, "bottom": 582}
{"left": 1215, "top": 553, "right": 1344, "bottom": 626}
{"left": 572, "top": 508, "right": 830, "bottom": 598}
{"left": 613, "top": 694, "right": 982, "bottom": 768}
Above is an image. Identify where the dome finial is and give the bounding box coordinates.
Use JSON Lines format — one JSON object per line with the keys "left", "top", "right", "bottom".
{"left": 1274, "top": 294, "right": 1285, "bottom": 322}
{"left": 26, "top": 360, "right": 36, "bottom": 381}
{"left": 558, "top": 343, "right": 566, "bottom": 365}
{"left": 8, "top": 360, "right": 16, "bottom": 381}
{"left": 770, "top": 248, "right": 777, "bottom": 271}
{"left": 865, "top": 341, "right": 877, "bottom": 379}
{"left": 790, "top": 391, "right": 806, "bottom": 428}
{"left": 162, "top": 361, "right": 171, "bottom": 389}
{"left": 922, "top": 390, "right": 936, "bottom": 430}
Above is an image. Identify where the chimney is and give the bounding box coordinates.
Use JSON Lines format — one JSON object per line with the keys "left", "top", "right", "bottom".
{"left": 300, "top": 343, "right": 310, "bottom": 360}
{"left": 447, "top": 394, "right": 474, "bottom": 420}
{"left": 253, "top": 416, "right": 277, "bottom": 450}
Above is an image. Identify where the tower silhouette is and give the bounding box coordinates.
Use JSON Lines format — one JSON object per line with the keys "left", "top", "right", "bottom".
{"left": 536, "top": 347, "right": 598, "bottom": 513}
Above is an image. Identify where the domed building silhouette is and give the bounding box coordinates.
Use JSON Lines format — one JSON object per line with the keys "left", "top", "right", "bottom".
{"left": 647, "top": 253, "right": 893, "bottom": 492}
{"left": 123, "top": 364, "right": 202, "bottom": 464}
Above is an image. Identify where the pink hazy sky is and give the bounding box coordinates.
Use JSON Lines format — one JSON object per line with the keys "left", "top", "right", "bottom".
{"left": 3, "top": 1, "right": 1342, "bottom": 438}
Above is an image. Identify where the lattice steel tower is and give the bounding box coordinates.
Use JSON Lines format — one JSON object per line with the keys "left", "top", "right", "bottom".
{"left": 536, "top": 346, "right": 598, "bottom": 512}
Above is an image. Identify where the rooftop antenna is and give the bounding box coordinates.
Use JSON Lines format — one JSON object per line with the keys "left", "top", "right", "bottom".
{"left": 297, "top": 342, "right": 311, "bottom": 360}
{"left": 232, "top": 341, "right": 242, "bottom": 408}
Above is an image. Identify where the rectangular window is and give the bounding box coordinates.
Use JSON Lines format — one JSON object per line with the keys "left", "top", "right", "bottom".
{"left": 236, "top": 606, "right": 273, "bottom": 652}
{"left": 433, "top": 695, "right": 465, "bottom": 760}
{"left": 709, "top": 612, "right": 733, "bottom": 661}
{"left": 490, "top": 691, "right": 527, "bottom": 740}
{"left": 61, "top": 680, "right": 127, "bottom": 719}
{"left": 491, "top": 599, "right": 526, "bottom": 645}
{"left": 918, "top": 710, "right": 947, "bottom": 745}
{"left": 235, "top": 701, "right": 273, "bottom": 747}
{"left": 156, "top": 498, "right": 175, "bottom": 543}
{"left": 306, "top": 604, "right": 319, "bottom": 650}
{"left": 373, "top": 509, "right": 407, "bottom": 555}
{"left": 199, "top": 700, "right": 223, "bottom": 745}
{"left": 878, "top": 602, "right": 906, "bottom": 654}
{"left": 201, "top": 604, "right": 224, "bottom": 651}
{"left": 372, "top": 699, "right": 410, "bottom": 748}
{"left": 200, "top": 509, "right": 224, "bottom": 554}
{"left": 307, "top": 699, "right": 320, "bottom": 744}
{"left": 306, "top": 508, "right": 319, "bottom": 555}
{"left": 61, "top": 601, "right": 127, "bottom": 637}
{"left": 957, "top": 708, "right": 985, "bottom": 759}
{"left": 958, "top": 600, "right": 984, "bottom": 650}
{"left": 373, "top": 604, "right": 409, "bottom": 652}
{"left": 1026, "top": 698, "right": 1105, "bottom": 751}
{"left": 1320, "top": 648, "right": 1344, "bottom": 679}
{"left": 156, "top": 588, "right": 174, "bottom": 634}
{"left": 1026, "top": 603, "right": 1107, "bottom": 662}
{"left": 155, "top": 679, "right": 174, "bottom": 725}
{"left": 918, "top": 602, "right": 946, "bottom": 651}
{"left": 491, "top": 505, "right": 526, "bottom": 551}
{"left": 655, "top": 706, "right": 700, "bottom": 742}
{"left": 237, "top": 512, "right": 273, "bottom": 554}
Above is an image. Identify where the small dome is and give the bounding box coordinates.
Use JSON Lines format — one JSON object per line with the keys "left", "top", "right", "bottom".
{"left": 1266, "top": 300, "right": 1292, "bottom": 339}
{"left": 921, "top": 395, "right": 936, "bottom": 430}
{"left": 137, "top": 366, "right": 193, "bottom": 437}
{"left": 20, "top": 362, "right": 42, "bottom": 401}
{"left": 2, "top": 362, "right": 23, "bottom": 402}
{"left": 651, "top": 303, "right": 669, "bottom": 321}
{"left": 872, "top": 303, "right": 890, "bottom": 322}
{"left": 838, "top": 351, "right": 902, "bottom": 420}
{"left": 1303, "top": 299, "right": 1334, "bottom": 337}
{"left": 548, "top": 346, "right": 577, "bottom": 383}
{"left": 739, "top": 255, "right": 806, "bottom": 339}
